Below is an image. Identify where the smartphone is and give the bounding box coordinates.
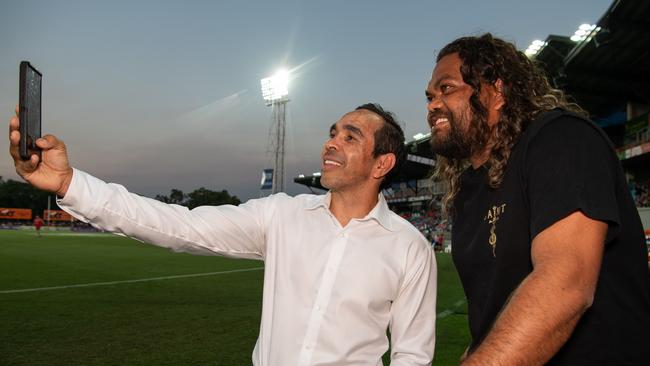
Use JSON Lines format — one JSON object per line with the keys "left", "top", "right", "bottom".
{"left": 19, "top": 61, "right": 42, "bottom": 161}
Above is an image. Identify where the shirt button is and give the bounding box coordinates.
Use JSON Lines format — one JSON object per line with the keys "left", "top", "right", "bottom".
{"left": 316, "top": 305, "right": 321, "bottom": 311}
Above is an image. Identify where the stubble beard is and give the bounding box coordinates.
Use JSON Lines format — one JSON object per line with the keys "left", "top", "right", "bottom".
{"left": 320, "top": 172, "right": 349, "bottom": 192}
{"left": 321, "top": 169, "right": 370, "bottom": 194}
{"left": 320, "top": 174, "right": 335, "bottom": 190}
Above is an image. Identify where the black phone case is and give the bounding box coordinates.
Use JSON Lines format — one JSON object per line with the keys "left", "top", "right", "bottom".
{"left": 19, "top": 61, "right": 42, "bottom": 160}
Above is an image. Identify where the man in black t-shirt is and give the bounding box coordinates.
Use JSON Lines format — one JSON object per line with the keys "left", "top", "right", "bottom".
{"left": 426, "top": 33, "right": 650, "bottom": 365}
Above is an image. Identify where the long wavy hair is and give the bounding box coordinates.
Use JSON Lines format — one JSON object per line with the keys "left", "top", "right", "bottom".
{"left": 434, "top": 33, "right": 587, "bottom": 217}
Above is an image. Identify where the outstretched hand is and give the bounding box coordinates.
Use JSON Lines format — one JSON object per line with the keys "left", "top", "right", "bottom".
{"left": 9, "top": 106, "right": 73, "bottom": 197}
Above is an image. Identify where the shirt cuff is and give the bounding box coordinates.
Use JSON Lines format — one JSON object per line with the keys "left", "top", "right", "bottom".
{"left": 56, "top": 168, "right": 104, "bottom": 223}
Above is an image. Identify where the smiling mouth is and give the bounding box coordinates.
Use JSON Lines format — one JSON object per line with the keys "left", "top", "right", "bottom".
{"left": 323, "top": 159, "right": 342, "bottom": 167}
{"left": 430, "top": 117, "right": 449, "bottom": 131}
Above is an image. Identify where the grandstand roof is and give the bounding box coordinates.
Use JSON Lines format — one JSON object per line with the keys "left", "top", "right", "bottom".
{"left": 534, "top": 0, "right": 650, "bottom": 118}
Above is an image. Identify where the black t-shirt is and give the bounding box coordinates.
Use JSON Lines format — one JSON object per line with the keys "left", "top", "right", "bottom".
{"left": 452, "top": 109, "right": 650, "bottom": 365}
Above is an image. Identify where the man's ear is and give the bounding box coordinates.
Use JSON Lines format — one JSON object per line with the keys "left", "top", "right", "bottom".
{"left": 373, "top": 153, "right": 396, "bottom": 180}
{"left": 486, "top": 79, "right": 505, "bottom": 127}
{"left": 493, "top": 79, "right": 505, "bottom": 111}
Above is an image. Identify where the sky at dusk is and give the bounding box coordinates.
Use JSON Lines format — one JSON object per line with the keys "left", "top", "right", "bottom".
{"left": 1, "top": 0, "right": 612, "bottom": 200}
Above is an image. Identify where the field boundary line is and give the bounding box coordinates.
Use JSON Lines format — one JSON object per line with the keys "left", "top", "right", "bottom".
{"left": 437, "top": 299, "right": 466, "bottom": 319}
{"left": 0, "top": 267, "right": 264, "bottom": 294}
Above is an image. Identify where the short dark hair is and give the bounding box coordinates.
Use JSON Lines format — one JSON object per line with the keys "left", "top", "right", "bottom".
{"left": 355, "top": 103, "right": 406, "bottom": 190}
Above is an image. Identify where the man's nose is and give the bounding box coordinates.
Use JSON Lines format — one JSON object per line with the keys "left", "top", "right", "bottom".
{"left": 427, "top": 96, "right": 442, "bottom": 113}
{"left": 324, "top": 137, "right": 340, "bottom": 152}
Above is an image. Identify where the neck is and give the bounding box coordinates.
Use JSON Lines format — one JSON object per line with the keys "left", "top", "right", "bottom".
{"left": 470, "top": 153, "right": 488, "bottom": 169}
{"left": 470, "top": 140, "right": 495, "bottom": 169}
{"left": 329, "top": 186, "right": 380, "bottom": 227}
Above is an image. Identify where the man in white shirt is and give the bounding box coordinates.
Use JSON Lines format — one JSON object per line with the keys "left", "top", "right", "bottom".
{"left": 9, "top": 103, "right": 436, "bottom": 365}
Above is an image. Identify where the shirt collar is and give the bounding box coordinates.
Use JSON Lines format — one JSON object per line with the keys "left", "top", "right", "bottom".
{"left": 305, "top": 191, "right": 396, "bottom": 232}
{"left": 305, "top": 191, "right": 332, "bottom": 211}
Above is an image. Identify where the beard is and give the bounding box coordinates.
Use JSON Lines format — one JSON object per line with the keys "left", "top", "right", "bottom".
{"left": 429, "top": 109, "right": 473, "bottom": 159}
{"left": 429, "top": 105, "right": 490, "bottom": 160}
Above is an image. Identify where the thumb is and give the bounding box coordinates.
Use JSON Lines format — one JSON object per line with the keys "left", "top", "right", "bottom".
{"left": 37, "top": 135, "right": 67, "bottom": 152}
{"left": 36, "top": 136, "right": 55, "bottom": 149}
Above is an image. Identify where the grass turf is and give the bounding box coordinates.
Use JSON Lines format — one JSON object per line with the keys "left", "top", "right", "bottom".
{"left": 0, "top": 229, "right": 469, "bottom": 365}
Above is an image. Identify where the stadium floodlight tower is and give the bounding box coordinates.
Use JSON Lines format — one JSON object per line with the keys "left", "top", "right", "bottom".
{"left": 261, "top": 69, "right": 290, "bottom": 194}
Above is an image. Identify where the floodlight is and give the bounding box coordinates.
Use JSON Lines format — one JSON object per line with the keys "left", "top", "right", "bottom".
{"left": 570, "top": 35, "right": 583, "bottom": 42}
{"left": 524, "top": 39, "right": 547, "bottom": 57}
{"left": 261, "top": 69, "right": 290, "bottom": 105}
{"left": 571, "top": 24, "right": 600, "bottom": 43}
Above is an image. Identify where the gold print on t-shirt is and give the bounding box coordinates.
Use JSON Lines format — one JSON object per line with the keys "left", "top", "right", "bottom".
{"left": 484, "top": 204, "right": 506, "bottom": 257}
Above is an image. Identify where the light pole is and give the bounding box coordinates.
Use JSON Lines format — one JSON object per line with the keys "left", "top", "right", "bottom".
{"left": 260, "top": 69, "right": 290, "bottom": 194}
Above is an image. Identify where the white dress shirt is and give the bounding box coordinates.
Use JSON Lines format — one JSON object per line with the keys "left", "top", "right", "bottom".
{"left": 58, "top": 169, "right": 437, "bottom": 365}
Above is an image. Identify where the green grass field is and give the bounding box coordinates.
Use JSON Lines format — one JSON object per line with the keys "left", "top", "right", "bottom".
{"left": 0, "top": 229, "right": 469, "bottom": 365}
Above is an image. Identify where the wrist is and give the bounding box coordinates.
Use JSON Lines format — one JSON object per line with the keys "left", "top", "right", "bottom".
{"left": 57, "top": 168, "right": 73, "bottom": 198}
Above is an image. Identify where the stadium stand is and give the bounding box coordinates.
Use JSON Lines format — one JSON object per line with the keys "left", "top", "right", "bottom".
{"left": 631, "top": 180, "right": 650, "bottom": 207}
{"left": 71, "top": 221, "right": 103, "bottom": 232}
{"left": 530, "top": 0, "right": 650, "bottom": 229}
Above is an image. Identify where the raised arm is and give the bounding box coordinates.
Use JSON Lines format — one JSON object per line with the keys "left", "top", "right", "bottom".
{"left": 58, "top": 169, "right": 270, "bottom": 259}
{"left": 10, "top": 108, "right": 268, "bottom": 260}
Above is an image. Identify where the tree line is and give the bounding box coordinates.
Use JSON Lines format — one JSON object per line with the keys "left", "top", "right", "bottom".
{"left": 154, "top": 187, "right": 241, "bottom": 208}
{"left": 0, "top": 176, "right": 241, "bottom": 215}
{"left": 0, "top": 177, "right": 51, "bottom": 216}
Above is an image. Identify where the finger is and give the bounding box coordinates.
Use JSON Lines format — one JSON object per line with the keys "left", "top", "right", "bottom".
{"left": 30, "top": 153, "right": 40, "bottom": 167}
{"left": 37, "top": 134, "right": 62, "bottom": 150}
{"left": 20, "top": 153, "right": 40, "bottom": 171}
{"left": 9, "top": 131, "right": 21, "bottom": 161}
{"left": 12, "top": 149, "right": 38, "bottom": 173}
{"left": 16, "top": 155, "right": 39, "bottom": 174}
{"left": 15, "top": 104, "right": 19, "bottom": 116}
{"left": 9, "top": 130, "right": 20, "bottom": 146}
{"left": 10, "top": 115, "right": 19, "bottom": 132}
{"left": 35, "top": 137, "right": 51, "bottom": 149}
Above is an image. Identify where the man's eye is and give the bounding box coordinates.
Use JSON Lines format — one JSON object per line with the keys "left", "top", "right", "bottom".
{"left": 441, "top": 85, "right": 453, "bottom": 93}
{"left": 329, "top": 132, "right": 335, "bottom": 138}
{"left": 345, "top": 135, "right": 354, "bottom": 141}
